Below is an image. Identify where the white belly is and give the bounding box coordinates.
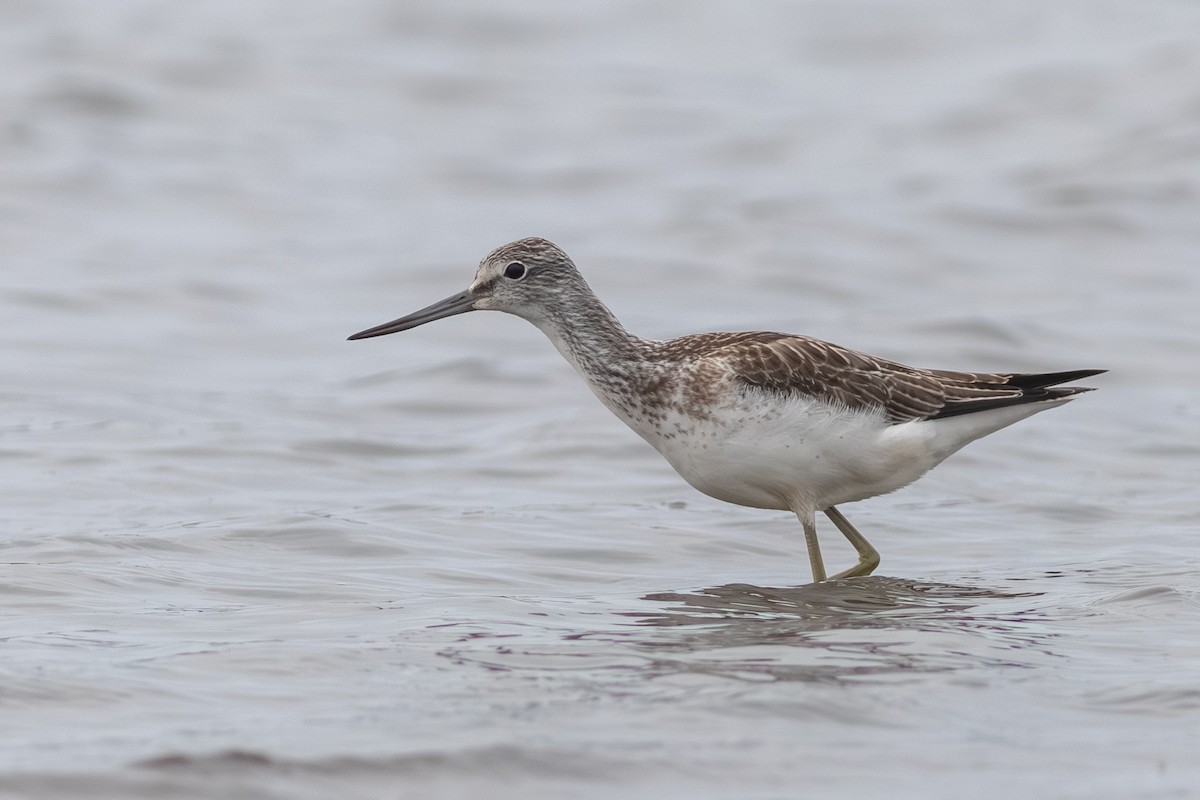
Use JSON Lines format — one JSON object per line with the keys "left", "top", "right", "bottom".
{"left": 626, "top": 396, "right": 940, "bottom": 512}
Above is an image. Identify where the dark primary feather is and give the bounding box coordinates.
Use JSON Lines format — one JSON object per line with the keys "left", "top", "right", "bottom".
{"left": 670, "top": 332, "right": 1104, "bottom": 424}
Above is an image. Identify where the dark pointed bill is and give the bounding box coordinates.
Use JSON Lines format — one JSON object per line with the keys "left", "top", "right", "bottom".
{"left": 347, "top": 290, "right": 475, "bottom": 340}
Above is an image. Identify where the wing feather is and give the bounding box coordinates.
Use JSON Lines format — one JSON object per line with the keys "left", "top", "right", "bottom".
{"left": 660, "top": 332, "right": 1085, "bottom": 424}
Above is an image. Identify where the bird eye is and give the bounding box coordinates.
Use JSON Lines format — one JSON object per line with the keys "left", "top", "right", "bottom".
{"left": 503, "top": 261, "right": 527, "bottom": 280}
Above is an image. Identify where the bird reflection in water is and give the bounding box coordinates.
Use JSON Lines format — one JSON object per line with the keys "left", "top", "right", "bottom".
{"left": 610, "top": 576, "right": 1058, "bottom": 683}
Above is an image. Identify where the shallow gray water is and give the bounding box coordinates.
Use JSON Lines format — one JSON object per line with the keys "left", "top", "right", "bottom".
{"left": 2, "top": 2, "right": 1199, "bottom": 798}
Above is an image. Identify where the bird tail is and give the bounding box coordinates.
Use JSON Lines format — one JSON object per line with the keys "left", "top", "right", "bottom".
{"left": 928, "top": 368, "right": 1105, "bottom": 420}
{"left": 1003, "top": 369, "right": 1107, "bottom": 391}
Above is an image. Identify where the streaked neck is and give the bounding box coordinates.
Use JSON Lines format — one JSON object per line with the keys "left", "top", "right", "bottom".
{"left": 530, "top": 290, "right": 652, "bottom": 385}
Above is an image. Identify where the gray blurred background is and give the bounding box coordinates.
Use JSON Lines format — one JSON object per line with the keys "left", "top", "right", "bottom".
{"left": 2, "top": 2, "right": 1198, "bottom": 799}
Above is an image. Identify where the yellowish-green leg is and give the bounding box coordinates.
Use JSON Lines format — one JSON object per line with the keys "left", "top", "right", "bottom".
{"left": 823, "top": 506, "right": 881, "bottom": 578}
{"left": 798, "top": 512, "right": 827, "bottom": 583}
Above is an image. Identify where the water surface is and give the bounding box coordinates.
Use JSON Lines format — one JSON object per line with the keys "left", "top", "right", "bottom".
{"left": 2, "top": 2, "right": 1199, "bottom": 798}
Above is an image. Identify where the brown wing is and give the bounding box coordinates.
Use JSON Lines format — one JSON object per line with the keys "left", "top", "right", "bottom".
{"left": 673, "top": 333, "right": 1098, "bottom": 424}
